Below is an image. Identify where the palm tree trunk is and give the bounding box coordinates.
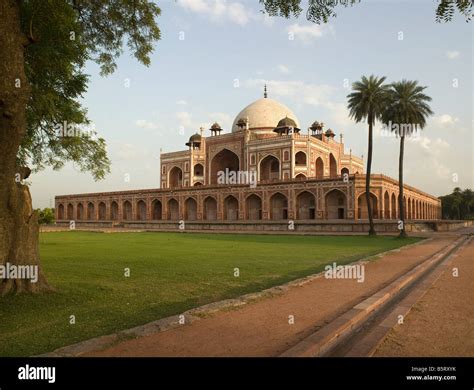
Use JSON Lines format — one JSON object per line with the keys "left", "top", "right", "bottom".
{"left": 366, "top": 115, "right": 376, "bottom": 235}
{"left": 398, "top": 135, "right": 407, "bottom": 238}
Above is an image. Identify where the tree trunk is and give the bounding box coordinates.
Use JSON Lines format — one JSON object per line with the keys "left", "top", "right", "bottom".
{"left": 0, "top": 0, "right": 51, "bottom": 295}
{"left": 366, "top": 114, "right": 376, "bottom": 236}
{"left": 398, "top": 135, "right": 407, "bottom": 238}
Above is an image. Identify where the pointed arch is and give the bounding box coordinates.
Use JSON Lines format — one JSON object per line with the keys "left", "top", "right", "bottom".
{"left": 67, "top": 203, "right": 74, "bottom": 220}
{"left": 123, "top": 200, "right": 132, "bottom": 221}
{"left": 295, "top": 173, "right": 307, "bottom": 180}
{"left": 98, "top": 202, "right": 106, "bottom": 220}
{"left": 111, "top": 201, "right": 119, "bottom": 220}
{"left": 315, "top": 157, "right": 324, "bottom": 179}
{"left": 76, "top": 203, "right": 84, "bottom": 220}
{"left": 224, "top": 195, "right": 239, "bottom": 220}
{"left": 204, "top": 196, "right": 217, "bottom": 220}
{"left": 193, "top": 163, "right": 204, "bottom": 176}
{"left": 210, "top": 149, "right": 240, "bottom": 185}
{"left": 137, "top": 200, "right": 147, "bottom": 220}
{"left": 87, "top": 202, "right": 95, "bottom": 220}
{"left": 58, "top": 204, "right": 64, "bottom": 220}
{"left": 259, "top": 155, "right": 280, "bottom": 182}
{"left": 246, "top": 194, "right": 262, "bottom": 220}
{"left": 403, "top": 196, "right": 407, "bottom": 219}
{"left": 384, "top": 191, "right": 390, "bottom": 219}
{"left": 169, "top": 166, "right": 183, "bottom": 188}
{"left": 295, "top": 151, "right": 307, "bottom": 166}
{"left": 296, "top": 191, "right": 315, "bottom": 219}
{"left": 167, "top": 198, "right": 179, "bottom": 220}
{"left": 357, "top": 192, "right": 378, "bottom": 219}
{"left": 326, "top": 189, "right": 347, "bottom": 219}
{"left": 151, "top": 199, "right": 162, "bottom": 220}
{"left": 391, "top": 193, "right": 397, "bottom": 219}
{"left": 184, "top": 197, "right": 197, "bottom": 221}
{"left": 270, "top": 192, "right": 288, "bottom": 220}
{"left": 329, "top": 153, "right": 337, "bottom": 178}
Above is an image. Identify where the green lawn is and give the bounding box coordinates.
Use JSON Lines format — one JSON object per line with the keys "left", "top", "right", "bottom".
{"left": 0, "top": 231, "right": 421, "bottom": 356}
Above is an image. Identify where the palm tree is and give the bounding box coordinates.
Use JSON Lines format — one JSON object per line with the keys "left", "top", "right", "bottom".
{"left": 382, "top": 80, "right": 433, "bottom": 237}
{"left": 347, "top": 75, "right": 390, "bottom": 235}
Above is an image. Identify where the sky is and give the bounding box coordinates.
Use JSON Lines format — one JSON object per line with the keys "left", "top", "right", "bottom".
{"left": 30, "top": 0, "right": 473, "bottom": 208}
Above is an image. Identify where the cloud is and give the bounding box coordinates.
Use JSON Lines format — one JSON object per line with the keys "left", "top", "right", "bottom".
{"left": 177, "top": 0, "right": 254, "bottom": 25}
{"left": 243, "top": 78, "right": 336, "bottom": 107}
{"left": 446, "top": 50, "right": 460, "bottom": 59}
{"left": 174, "top": 111, "right": 233, "bottom": 135}
{"left": 176, "top": 99, "right": 188, "bottom": 105}
{"left": 324, "top": 102, "right": 356, "bottom": 128}
{"left": 227, "top": 2, "right": 250, "bottom": 25}
{"left": 177, "top": 0, "right": 218, "bottom": 14}
{"left": 113, "top": 143, "right": 143, "bottom": 161}
{"left": 277, "top": 64, "right": 290, "bottom": 74}
{"left": 286, "top": 23, "right": 333, "bottom": 43}
{"left": 262, "top": 13, "right": 275, "bottom": 27}
{"left": 135, "top": 119, "right": 159, "bottom": 130}
{"left": 411, "top": 136, "right": 450, "bottom": 152}
{"left": 432, "top": 114, "right": 459, "bottom": 126}
{"left": 208, "top": 112, "right": 232, "bottom": 130}
{"left": 408, "top": 136, "right": 451, "bottom": 179}
{"left": 243, "top": 78, "right": 356, "bottom": 130}
{"left": 176, "top": 111, "right": 194, "bottom": 129}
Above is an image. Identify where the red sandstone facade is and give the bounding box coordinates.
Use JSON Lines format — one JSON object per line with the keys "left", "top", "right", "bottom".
{"left": 55, "top": 95, "right": 441, "bottom": 225}
{"left": 55, "top": 174, "right": 441, "bottom": 225}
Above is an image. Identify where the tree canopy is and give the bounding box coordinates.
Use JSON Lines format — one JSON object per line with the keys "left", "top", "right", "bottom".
{"left": 18, "top": 0, "right": 161, "bottom": 180}
{"left": 381, "top": 80, "right": 433, "bottom": 136}
{"left": 0, "top": 0, "right": 162, "bottom": 294}
{"left": 440, "top": 188, "right": 474, "bottom": 220}
{"left": 36, "top": 208, "right": 55, "bottom": 225}
{"left": 260, "top": 0, "right": 472, "bottom": 24}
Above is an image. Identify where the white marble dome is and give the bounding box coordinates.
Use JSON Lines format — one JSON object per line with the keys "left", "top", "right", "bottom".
{"left": 232, "top": 97, "right": 299, "bottom": 133}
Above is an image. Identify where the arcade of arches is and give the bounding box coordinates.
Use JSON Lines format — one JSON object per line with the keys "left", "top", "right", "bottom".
{"left": 56, "top": 177, "right": 441, "bottom": 223}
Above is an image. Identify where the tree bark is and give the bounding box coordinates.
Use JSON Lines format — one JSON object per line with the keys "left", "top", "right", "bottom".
{"left": 0, "top": 0, "right": 51, "bottom": 295}
{"left": 366, "top": 113, "right": 376, "bottom": 236}
{"left": 398, "top": 135, "right": 407, "bottom": 238}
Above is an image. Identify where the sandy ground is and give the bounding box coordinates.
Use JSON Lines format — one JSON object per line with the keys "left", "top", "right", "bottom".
{"left": 374, "top": 239, "right": 474, "bottom": 357}
{"left": 84, "top": 236, "right": 457, "bottom": 357}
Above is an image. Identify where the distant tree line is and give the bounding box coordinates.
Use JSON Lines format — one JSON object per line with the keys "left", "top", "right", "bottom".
{"left": 440, "top": 188, "right": 473, "bottom": 220}
{"left": 35, "top": 208, "right": 55, "bottom": 225}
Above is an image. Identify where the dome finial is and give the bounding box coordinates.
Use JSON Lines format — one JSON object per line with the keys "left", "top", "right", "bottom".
{"left": 264, "top": 84, "right": 267, "bottom": 98}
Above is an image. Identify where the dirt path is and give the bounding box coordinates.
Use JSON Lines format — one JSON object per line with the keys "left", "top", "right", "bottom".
{"left": 85, "top": 237, "right": 457, "bottom": 357}
{"left": 374, "top": 239, "right": 474, "bottom": 357}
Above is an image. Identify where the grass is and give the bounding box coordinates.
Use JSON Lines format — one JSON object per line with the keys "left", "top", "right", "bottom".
{"left": 0, "top": 231, "right": 421, "bottom": 356}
